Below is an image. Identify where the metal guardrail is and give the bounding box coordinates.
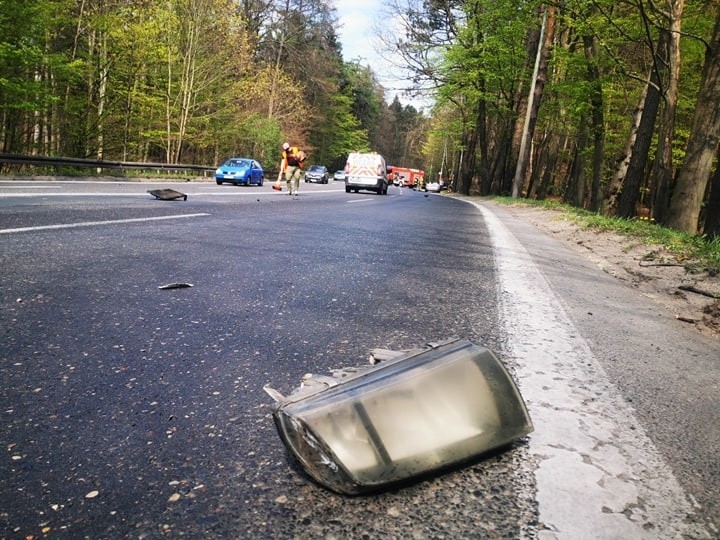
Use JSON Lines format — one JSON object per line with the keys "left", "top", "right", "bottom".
{"left": 0, "top": 153, "right": 216, "bottom": 175}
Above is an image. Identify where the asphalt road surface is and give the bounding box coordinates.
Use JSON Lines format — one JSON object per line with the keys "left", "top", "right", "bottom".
{"left": 1, "top": 179, "right": 717, "bottom": 538}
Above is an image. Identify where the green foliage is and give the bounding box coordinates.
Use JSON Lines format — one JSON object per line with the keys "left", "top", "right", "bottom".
{"left": 0, "top": 0, "right": 76, "bottom": 151}
{"left": 341, "top": 62, "right": 381, "bottom": 143}
{"left": 236, "top": 114, "right": 282, "bottom": 166}
{"left": 310, "top": 90, "right": 369, "bottom": 168}
{"left": 0, "top": 0, "right": 426, "bottom": 177}
{"left": 438, "top": 0, "right": 534, "bottom": 114}
{"left": 422, "top": 105, "right": 463, "bottom": 180}
{"left": 409, "top": 0, "right": 720, "bottom": 233}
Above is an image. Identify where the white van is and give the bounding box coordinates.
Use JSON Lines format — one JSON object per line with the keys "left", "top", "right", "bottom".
{"left": 344, "top": 152, "right": 388, "bottom": 195}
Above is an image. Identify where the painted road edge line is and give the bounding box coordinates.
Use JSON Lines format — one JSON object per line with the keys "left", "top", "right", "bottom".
{"left": 466, "top": 199, "right": 711, "bottom": 540}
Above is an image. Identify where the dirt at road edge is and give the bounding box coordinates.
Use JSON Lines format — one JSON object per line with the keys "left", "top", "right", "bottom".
{"left": 483, "top": 201, "right": 720, "bottom": 340}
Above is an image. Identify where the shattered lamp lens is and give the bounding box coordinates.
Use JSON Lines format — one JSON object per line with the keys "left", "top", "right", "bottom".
{"left": 272, "top": 340, "right": 533, "bottom": 495}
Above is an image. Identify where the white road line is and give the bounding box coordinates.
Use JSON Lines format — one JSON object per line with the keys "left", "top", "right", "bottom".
{"left": 0, "top": 188, "right": 346, "bottom": 198}
{"left": 0, "top": 213, "right": 210, "bottom": 234}
{"left": 468, "top": 200, "right": 711, "bottom": 540}
{"left": 0, "top": 192, "right": 154, "bottom": 198}
{"left": 0, "top": 180, "right": 151, "bottom": 185}
{"left": 196, "top": 190, "right": 342, "bottom": 195}
{"left": 0, "top": 185, "right": 63, "bottom": 189}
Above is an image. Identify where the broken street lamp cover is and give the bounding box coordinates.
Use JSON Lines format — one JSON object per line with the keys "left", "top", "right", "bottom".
{"left": 264, "top": 338, "right": 533, "bottom": 495}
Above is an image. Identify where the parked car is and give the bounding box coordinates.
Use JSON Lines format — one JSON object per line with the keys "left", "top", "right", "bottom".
{"left": 305, "top": 165, "right": 329, "bottom": 184}
{"left": 425, "top": 180, "right": 441, "bottom": 192}
{"left": 333, "top": 169, "right": 346, "bottom": 181}
{"left": 215, "top": 158, "right": 264, "bottom": 186}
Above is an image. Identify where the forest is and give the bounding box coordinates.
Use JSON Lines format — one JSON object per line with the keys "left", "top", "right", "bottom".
{"left": 0, "top": 0, "right": 428, "bottom": 174}
{"left": 1, "top": 0, "right": 719, "bottom": 237}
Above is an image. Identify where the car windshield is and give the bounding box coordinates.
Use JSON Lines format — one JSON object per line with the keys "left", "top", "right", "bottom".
{"left": 309, "top": 165, "right": 324, "bottom": 172}
{"left": 227, "top": 159, "right": 250, "bottom": 168}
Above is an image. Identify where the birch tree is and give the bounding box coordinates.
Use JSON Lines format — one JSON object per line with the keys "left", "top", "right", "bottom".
{"left": 512, "top": 5, "right": 557, "bottom": 198}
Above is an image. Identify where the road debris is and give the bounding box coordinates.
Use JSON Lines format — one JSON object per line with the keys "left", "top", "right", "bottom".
{"left": 147, "top": 188, "right": 187, "bottom": 201}
{"left": 264, "top": 338, "right": 533, "bottom": 495}
{"left": 158, "top": 283, "right": 193, "bottom": 290}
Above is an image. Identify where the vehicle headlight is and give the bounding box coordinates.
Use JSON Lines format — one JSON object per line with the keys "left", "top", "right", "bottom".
{"left": 265, "top": 338, "right": 533, "bottom": 495}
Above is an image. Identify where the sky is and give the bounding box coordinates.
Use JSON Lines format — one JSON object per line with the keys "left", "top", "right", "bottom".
{"left": 334, "top": 0, "right": 383, "bottom": 65}
{"left": 333, "top": 0, "right": 429, "bottom": 109}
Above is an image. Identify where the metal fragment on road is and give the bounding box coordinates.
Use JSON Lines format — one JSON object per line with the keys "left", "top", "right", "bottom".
{"left": 158, "top": 283, "right": 194, "bottom": 290}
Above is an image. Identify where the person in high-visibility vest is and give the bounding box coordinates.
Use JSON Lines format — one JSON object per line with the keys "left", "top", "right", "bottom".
{"left": 279, "top": 142, "right": 305, "bottom": 196}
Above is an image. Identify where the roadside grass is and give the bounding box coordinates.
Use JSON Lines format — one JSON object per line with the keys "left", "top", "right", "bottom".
{"left": 492, "top": 196, "right": 720, "bottom": 276}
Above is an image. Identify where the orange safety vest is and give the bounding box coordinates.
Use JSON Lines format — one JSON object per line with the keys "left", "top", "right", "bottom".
{"left": 282, "top": 147, "right": 305, "bottom": 170}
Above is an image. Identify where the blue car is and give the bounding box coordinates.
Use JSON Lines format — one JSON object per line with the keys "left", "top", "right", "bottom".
{"left": 215, "top": 158, "right": 264, "bottom": 186}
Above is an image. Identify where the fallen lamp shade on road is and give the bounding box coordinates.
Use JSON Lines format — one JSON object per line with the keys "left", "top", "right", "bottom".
{"left": 264, "top": 338, "right": 534, "bottom": 495}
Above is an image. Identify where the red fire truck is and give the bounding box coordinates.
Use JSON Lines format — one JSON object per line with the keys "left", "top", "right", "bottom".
{"left": 388, "top": 166, "right": 425, "bottom": 188}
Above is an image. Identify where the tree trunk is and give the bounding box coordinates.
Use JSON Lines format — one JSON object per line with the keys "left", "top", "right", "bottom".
{"left": 459, "top": 126, "right": 479, "bottom": 195}
{"left": 704, "top": 146, "right": 720, "bottom": 238}
{"left": 165, "top": 33, "right": 174, "bottom": 163}
{"left": 616, "top": 30, "right": 667, "bottom": 219}
{"left": 174, "top": 0, "right": 202, "bottom": 163}
{"left": 451, "top": 146, "right": 464, "bottom": 193}
{"left": 454, "top": 129, "right": 471, "bottom": 194}
{"left": 492, "top": 119, "right": 515, "bottom": 194}
{"left": 475, "top": 96, "right": 491, "bottom": 195}
{"left": 508, "top": 23, "right": 540, "bottom": 193}
{"left": 584, "top": 33, "right": 605, "bottom": 212}
{"left": 534, "top": 131, "right": 562, "bottom": 200}
{"left": 566, "top": 114, "right": 590, "bottom": 208}
{"left": 666, "top": 10, "right": 720, "bottom": 234}
{"left": 605, "top": 85, "right": 647, "bottom": 215}
{"left": 96, "top": 31, "right": 108, "bottom": 164}
{"left": 527, "top": 130, "right": 548, "bottom": 199}
{"left": 512, "top": 5, "right": 557, "bottom": 198}
{"left": 651, "top": 0, "right": 685, "bottom": 224}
